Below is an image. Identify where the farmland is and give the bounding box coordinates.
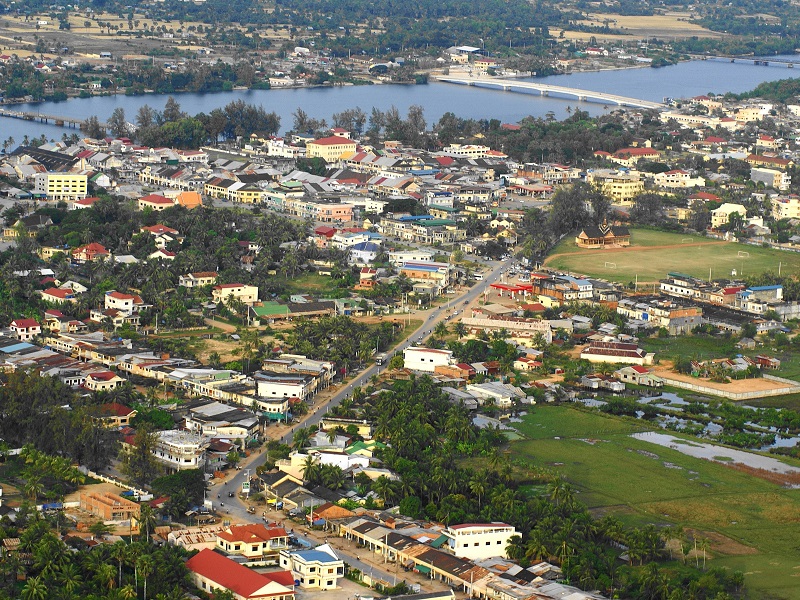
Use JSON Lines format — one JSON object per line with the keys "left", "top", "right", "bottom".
{"left": 511, "top": 405, "right": 800, "bottom": 599}
{"left": 544, "top": 228, "right": 800, "bottom": 284}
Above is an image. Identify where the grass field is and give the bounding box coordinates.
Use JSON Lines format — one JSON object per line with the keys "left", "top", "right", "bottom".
{"left": 511, "top": 406, "right": 800, "bottom": 599}
{"left": 545, "top": 228, "right": 800, "bottom": 283}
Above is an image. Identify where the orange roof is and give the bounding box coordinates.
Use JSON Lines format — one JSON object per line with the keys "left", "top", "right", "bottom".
{"left": 217, "top": 524, "right": 288, "bottom": 544}
{"left": 177, "top": 191, "right": 202, "bottom": 209}
{"left": 310, "top": 136, "right": 357, "bottom": 146}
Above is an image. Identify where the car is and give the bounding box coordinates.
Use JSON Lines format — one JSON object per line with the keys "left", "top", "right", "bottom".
{"left": 228, "top": 492, "right": 234, "bottom": 497}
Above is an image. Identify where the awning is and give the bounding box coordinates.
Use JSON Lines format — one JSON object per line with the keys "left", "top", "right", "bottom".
{"left": 414, "top": 565, "right": 431, "bottom": 574}
{"left": 430, "top": 534, "right": 448, "bottom": 549}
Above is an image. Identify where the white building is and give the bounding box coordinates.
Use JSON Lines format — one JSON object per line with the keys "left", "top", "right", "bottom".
{"left": 444, "top": 522, "right": 517, "bottom": 560}
{"left": 254, "top": 371, "right": 315, "bottom": 402}
{"left": 751, "top": 167, "right": 791, "bottom": 192}
{"left": 388, "top": 250, "right": 434, "bottom": 266}
{"left": 279, "top": 544, "right": 344, "bottom": 590}
{"left": 104, "top": 290, "right": 146, "bottom": 315}
{"left": 212, "top": 283, "right": 259, "bottom": 306}
{"left": 403, "top": 347, "right": 453, "bottom": 372}
{"left": 153, "top": 430, "right": 209, "bottom": 473}
{"left": 33, "top": 172, "right": 88, "bottom": 201}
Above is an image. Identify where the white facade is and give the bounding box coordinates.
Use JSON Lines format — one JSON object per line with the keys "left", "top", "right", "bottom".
{"left": 153, "top": 430, "right": 209, "bottom": 472}
{"left": 444, "top": 523, "right": 517, "bottom": 560}
{"left": 279, "top": 545, "right": 344, "bottom": 590}
{"left": 711, "top": 203, "right": 747, "bottom": 228}
{"left": 388, "top": 250, "right": 434, "bottom": 266}
{"left": 212, "top": 284, "right": 259, "bottom": 306}
{"left": 403, "top": 347, "right": 453, "bottom": 372}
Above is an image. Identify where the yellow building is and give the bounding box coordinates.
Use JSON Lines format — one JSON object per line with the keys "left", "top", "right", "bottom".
{"left": 33, "top": 172, "right": 87, "bottom": 201}
{"left": 306, "top": 136, "right": 357, "bottom": 163}
{"left": 585, "top": 170, "right": 644, "bottom": 204}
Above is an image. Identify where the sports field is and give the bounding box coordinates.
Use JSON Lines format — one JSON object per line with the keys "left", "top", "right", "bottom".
{"left": 544, "top": 228, "right": 800, "bottom": 283}
{"left": 512, "top": 406, "right": 800, "bottom": 599}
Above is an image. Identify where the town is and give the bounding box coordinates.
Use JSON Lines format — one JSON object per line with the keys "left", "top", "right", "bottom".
{"left": 4, "top": 69, "right": 800, "bottom": 600}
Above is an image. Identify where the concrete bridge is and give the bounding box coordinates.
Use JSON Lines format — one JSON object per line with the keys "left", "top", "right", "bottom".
{"left": 697, "top": 55, "right": 800, "bottom": 68}
{"left": 434, "top": 75, "right": 665, "bottom": 109}
{"left": 0, "top": 108, "right": 108, "bottom": 129}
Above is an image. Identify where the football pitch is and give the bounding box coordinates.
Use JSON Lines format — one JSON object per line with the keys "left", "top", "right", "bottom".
{"left": 545, "top": 229, "right": 800, "bottom": 283}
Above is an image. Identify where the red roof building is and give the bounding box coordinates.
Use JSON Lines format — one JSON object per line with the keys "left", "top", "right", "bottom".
{"left": 186, "top": 548, "right": 296, "bottom": 599}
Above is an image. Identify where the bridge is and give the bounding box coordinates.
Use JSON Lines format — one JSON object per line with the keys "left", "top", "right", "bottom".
{"left": 0, "top": 108, "right": 108, "bottom": 129}
{"left": 434, "top": 75, "right": 665, "bottom": 109}
{"left": 698, "top": 55, "right": 800, "bottom": 68}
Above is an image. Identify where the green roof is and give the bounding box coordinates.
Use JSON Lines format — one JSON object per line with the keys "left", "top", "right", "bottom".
{"left": 414, "top": 564, "right": 432, "bottom": 574}
{"left": 430, "top": 534, "right": 449, "bottom": 549}
{"left": 251, "top": 302, "right": 290, "bottom": 317}
{"left": 419, "top": 219, "right": 456, "bottom": 227}
{"left": 428, "top": 205, "right": 459, "bottom": 213}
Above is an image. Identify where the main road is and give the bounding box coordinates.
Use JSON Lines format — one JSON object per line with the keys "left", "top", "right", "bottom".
{"left": 215, "top": 253, "right": 514, "bottom": 527}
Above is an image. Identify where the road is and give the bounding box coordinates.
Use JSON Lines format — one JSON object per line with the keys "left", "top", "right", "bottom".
{"left": 211, "top": 254, "right": 514, "bottom": 571}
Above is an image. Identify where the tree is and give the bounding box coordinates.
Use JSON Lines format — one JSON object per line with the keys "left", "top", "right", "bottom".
{"left": 108, "top": 107, "right": 128, "bottom": 137}
{"left": 630, "top": 193, "right": 666, "bottom": 226}
{"left": 84, "top": 115, "right": 105, "bottom": 139}
{"left": 119, "top": 427, "right": 162, "bottom": 487}
{"left": 547, "top": 183, "right": 592, "bottom": 237}
{"left": 162, "top": 97, "right": 184, "bottom": 123}
{"left": 137, "top": 554, "right": 154, "bottom": 600}
{"left": 21, "top": 575, "right": 47, "bottom": 600}
{"left": 138, "top": 503, "right": 157, "bottom": 541}
{"left": 136, "top": 105, "right": 156, "bottom": 129}
{"left": 687, "top": 202, "right": 710, "bottom": 232}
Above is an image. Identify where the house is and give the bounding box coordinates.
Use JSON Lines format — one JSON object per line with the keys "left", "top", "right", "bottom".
{"left": 187, "top": 548, "right": 296, "bottom": 600}
{"left": 403, "top": 347, "right": 453, "bottom": 372}
{"left": 138, "top": 194, "right": 175, "bottom": 211}
{"left": 614, "top": 365, "right": 664, "bottom": 387}
{"left": 41, "top": 287, "right": 77, "bottom": 304}
{"left": 443, "top": 523, "right": 517, "bottom": 560}
{"left": 105, "top": 290, "right": 146, "bottom": 315}
{"left": 575, "top": 223, "right": 631, "bottom": 248}
{"left": 179, "top": 271, "right": 218, "bottom": 288}
{"left": 213, "top": 283, "right": 259, "bottom": 306}
{"left": 148, "top": 249, "right": 176, "bottom": 261}
{"left": 279, "top": 544, "right": 344, "bottom": 589}
{"left": 581, "top": 374, "right": 625, "bottom": 392}
{"left": 84, "top": 371, "right": 126, "bottom": 391}
{"left": 90, "top": 403, "right": 137, "bottom": 427}
{"left": 72, "top": 242, "right": 109, "bottom": 263}
{"left": 9, "top": 318, "right": 41, "bottom": 341}
{"left": 152, "top": 430, "right": 209, "bottom": 473}
{"left": 216, "top": 524, "right": 289, "bottom": 565}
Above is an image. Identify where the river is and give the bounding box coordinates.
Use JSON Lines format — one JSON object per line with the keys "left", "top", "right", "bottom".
{"left": 1, "top": 55, "right": 798, "bottom": 143}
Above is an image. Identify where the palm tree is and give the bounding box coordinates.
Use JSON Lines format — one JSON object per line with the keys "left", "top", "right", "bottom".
{"left": 301, "top": 455, "right": 319, "bottom": 485}
{"left": 371, "top": 475, "right": 396, "bottom": 506}
{"left": 110, "top": 540, "right": 127, "bottom": 587}
{"left": 137, "top": 554, "right": 155, "bottom": 600}
{"left": 453, "top": 321, "right": 467, "bottom": 339}
{"left": 24, "top": 475, "right": 44, "bottom": 501}
{"left": 57, "top": 562, "right": 82, "bottom": 596}
{"left": 138, "top": 503, "right": 157, "bottom": 541}
{"left": 698, "top": 537, "right": 710, "bottom": 570}
{"left": 468, "top": 471, "right": 488, "bottom": 509}
{"left": 21, "top": 575, "right": 48, "bottom": 600}
{"left": 292, "top": 427, "right": 312, "bottom": 451}
{"left": 95, "top": 562, "right": 117, "bottom": 591}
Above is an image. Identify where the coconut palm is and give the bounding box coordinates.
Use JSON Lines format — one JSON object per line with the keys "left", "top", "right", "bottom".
{"left": 21, "top": 575, "right": 48, "bottom": 600}
{"left": 137, "top": 554, "right": 155, "bottom": 600}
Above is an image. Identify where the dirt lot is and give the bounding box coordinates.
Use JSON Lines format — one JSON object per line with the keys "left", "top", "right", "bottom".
{"left": 554, "top": 12, "right": 726, "bottom": 42}
{"left": 653, "top": 366, "right": 799, "bottom": 395}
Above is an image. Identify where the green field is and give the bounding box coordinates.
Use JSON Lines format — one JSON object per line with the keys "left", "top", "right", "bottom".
{"left": 511, "top": 406, "right": 800, "bottom": 599}
{"left": 545, "top": 228, "right": 800, "bottom": 283}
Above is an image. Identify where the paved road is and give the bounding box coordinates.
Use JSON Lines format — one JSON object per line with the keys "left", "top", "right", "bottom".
{"left": 214, "top": 254, "right": 515, "bottom": 535}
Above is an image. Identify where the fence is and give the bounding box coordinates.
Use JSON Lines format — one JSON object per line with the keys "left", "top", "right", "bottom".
{"left": 658, "top": 373, "right": 800, "bottom": 400}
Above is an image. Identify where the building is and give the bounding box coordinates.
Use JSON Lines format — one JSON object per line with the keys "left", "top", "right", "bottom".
{"left": 772, "top": 196, "right": 800, "bottom": 220}
{"left": 90, "top": 403, "right": 137, "bottom": 428}
{"left": 580, "top": 340, "right": 654, "bottom": 365}
{"left": 33, "top": 172, "right": 87, "bottom": 201}
{"left": 652, "top": 169, "right": 705, "bottom": 189}
{"left": 614, "top": 365, "right": 663, "bottom": 387}
{"left": 585, "top": 170, "right": 644, "bottom": 203}
{"left": 84, "top": 371, "right": 126, "bottom": 392}
{"left": 398, "top": 261, "right": 452, "bottom": 293}
{"left": 9, "top": 318, "right": 41, "bottom": 341}
{"left": 41, "top": 287, "right": 77, "bottom": 304}
{"left": 279, "top": 544, "right": 344, "bottom": 590}
{"left": 711, "top": 203, "right": 747, "bottom": 228}
{"left": 306, "top": 136, "right": 358, "bottom": 162}
{"left": 105, "top": 290, "right": 146, "bottom": 315}
{"left": 751, "top": 167, "right": 791, "bottom": 191}
{"left": 80, "top": 491, "right": 140, "bottom": 521}
{"left": 138, "top": 194, "right": 175, "bottom": 211}
{"left": 179, "top": 271, "right": 219, "bottom": 288}
{"left": 216, "top": 524, "right": 290, "bottom": 564}
{"left": 616, "top": 298, "right": 703, "bottom": 335}
{"left": 443, "top": 523, "right": 517, "bottom": 560}
{"left": 403, "top": 347, "right": 453, "bottom": 372}
{"left": 213, "top": 283, "right": 259, "bottom": 306}
{"left": 187, "top": 548, "right": 296, "bottom": 600}
{"left": 575, "top": 223, "right": 631, "bottom": 248}
{"left": 153, "top": 430, "right": 209, "bottom": 473}
{"left": 72, "top": 242, "right": 109, "bottom": 263}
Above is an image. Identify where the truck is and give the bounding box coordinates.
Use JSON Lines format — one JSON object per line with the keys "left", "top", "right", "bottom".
{"left": 375, "top": 352, "right": 388, "bottom": 365}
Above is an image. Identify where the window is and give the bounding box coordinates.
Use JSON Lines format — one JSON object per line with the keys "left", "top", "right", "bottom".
{"left": 309, "top": 579, "right": 315, "bottom": 585}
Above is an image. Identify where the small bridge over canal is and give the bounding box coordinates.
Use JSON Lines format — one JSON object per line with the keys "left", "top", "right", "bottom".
{"left": 0, "top": 108, "right": 107, "bottom": 129}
